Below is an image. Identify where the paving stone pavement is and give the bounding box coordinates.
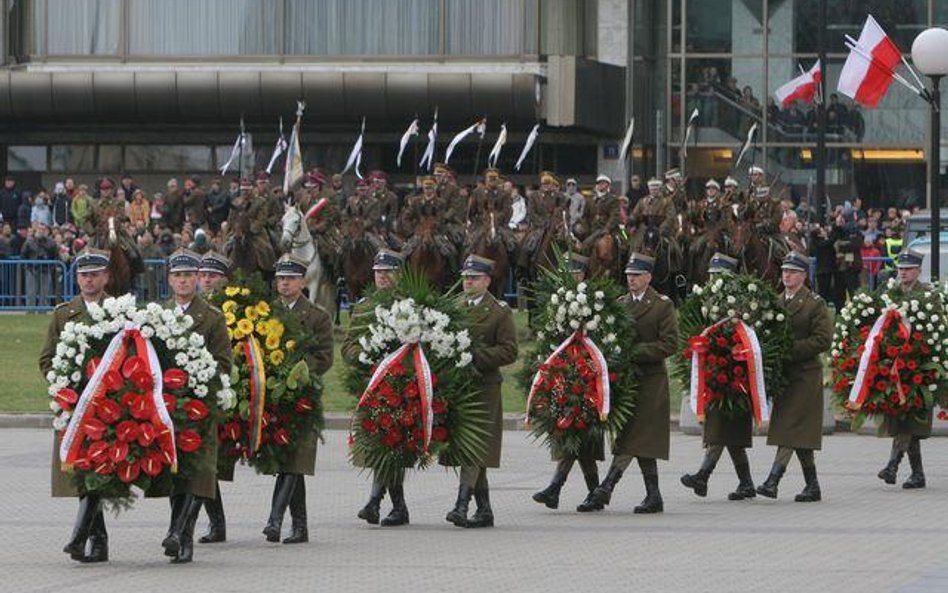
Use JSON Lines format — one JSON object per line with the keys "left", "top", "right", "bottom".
{"left": 1, "top": 429, "right": 946, "bottom": 593}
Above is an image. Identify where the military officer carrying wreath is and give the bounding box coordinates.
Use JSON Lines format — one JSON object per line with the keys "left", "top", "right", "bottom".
{"left": 40, "top": 248, "right": 113, "bottom": 564}
{"left": 876, "top": 249, "right": 940, "bottom": 490}
{"left": 159, "top": 248, "right": 232, "bottom": 563}
{"left": 578, "top": 253, "right": 678, "bottom": 514}
{"left": 260, "top": 254, "right": 334, "bottom": 544}
{"left": 756, "top": 251, "right": 832, "bottom": 503}
{"left": 680, "top": 253, "right": 758, "bottom": 501}
{"left": 344, "top": 249, "right": 413, "bottom": 527}
{"left": 444, "top": 255, "right": 518, "bottom": 528}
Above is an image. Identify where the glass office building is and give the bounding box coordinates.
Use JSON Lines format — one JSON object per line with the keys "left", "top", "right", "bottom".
{"left": 0, "top": 0, "right": 944, "bottom": 206}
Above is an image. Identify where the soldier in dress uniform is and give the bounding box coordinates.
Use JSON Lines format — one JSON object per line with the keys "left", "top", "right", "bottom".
{"left": 84, "top": 179, "right": 143, "bottom": 274}
{"left": 399, "top": 176, "right": 458, "bottom": 270}
{"left": 262, "top": 254, "right": 334, "bottom": 544}
{"left": 159, "top": 249, "right": 232, "bottom": 563}
{"left": 756, "top": 251, "right": 832, "bottom": 502}
{"left": 680, "top": 252, "right": 758, "bottom": 501}
{"left": 444, "top": 255, "right": 518, "bottom": 528}
{"left": 579, "top": 175, "right": 624, "bottom": 253}
{"left": 664, "top": 167, "right": 687, "bottom": 214}
{"left": 194, "top": 250, "right": 232, "bottom": 545}
{"left": 686, "top": 180, "right": 734, "bottom": 262}
{"left": 40, "top": 248, "right": 113, "bottom": 563}
{"left": 518, "top": 171, "right": 569, "bottom": 272}
{"left": 182, "top": 176, "right": 207, "bottom": 228}
{"left": 369, "top": 171, "right": 400, "bottom": 237}
{"left": 578, "top": 253, "right": 678, "bottom": 513}
{"left": 533, "top": 253, "right": 604, "bottom": 511}
{"left": 299, "top": 171, "right": 343, "bottom": 282}
{"left": 343, "top": 178, "right": 389, "bottom": 251}
{"left": 224, "top": 179, "right": 277, "bottom": 271}
{"left": 344, "top": 249, "right": 414, "bottom": 526}
{"left": 876, "top": 249, "right": 940, "bottom": 489}
{"left": 629, "top": 178, "right": 678, "bottom": 252}
{"left": 467, "top": 168, "right": 516, "bottom": 255}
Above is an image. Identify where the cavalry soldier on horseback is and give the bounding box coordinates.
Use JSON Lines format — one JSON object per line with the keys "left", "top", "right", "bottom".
{"left": 400, "top": 176, "right": 459, "bottom": 272}
{"left": 467, "top": 168, "right": 516, "bottom": 256}
{"left": 299, "top": 171, "right": 343, "bottom": 282}
{"left": 434, "top": 163, "right": 465, "bottom": 228}
{"left": 368, "top": 170, "right": 400, "bottom": 237}
{"left": 579, "top": 174, "right": 624, "bottom": 254}
{"left": 224, "top": 179, "right": 277, "bottom": 272}
{"left": 686, "top": 179, "right": 734, "bottom": 262}
{"left": 518, "top": 171, "right": 569, "bottom": 274}
{"left": 85, "top": 178, "right": 144, "bottom": 278}
{"left": 343, "top": 178, "right": 392, "bottom": 252}
{"left": 629, "top": 178, "right": 678, "bottom": 252}
{"left": 663, "top": 168, "right": 687, "bottom": 214}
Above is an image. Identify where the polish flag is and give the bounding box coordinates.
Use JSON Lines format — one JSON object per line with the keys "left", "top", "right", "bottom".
{"left": 837, "top": 15, "right": 902, "bottom": 107}
{"left": 774, "top": 61, "right": 822, "bottom": 107}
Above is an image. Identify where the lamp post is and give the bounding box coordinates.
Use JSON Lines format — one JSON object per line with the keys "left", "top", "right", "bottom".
{"left": 912, "top": 28, "right": 948, "bottom": 284}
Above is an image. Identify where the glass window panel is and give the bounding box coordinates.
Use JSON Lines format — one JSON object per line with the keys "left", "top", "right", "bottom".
{"left": 98, "top": 145, "right": 122, "bottom": 171}
{"left": 445, "top": 0, "right": 529, "bottom": 55}
{"left": 125, "top": 146, "right": 213, "bottom": 172}
{"left": 50, "top": 145, "right": 95, "bottom": 172}
{"left": 284, "top": 0, "right": 439, "bottom": 56}
{"left": 39, "top": 0, "right": 119, "bottom": 55}
{"left": 7, "top": 146, "right": 46, "bottom": 171}
{"left": 686, "top": 0, "right": 762, "bottom": 54}
{"left": 671, "top": 0, "right": 682, "bottom": 53}
{"left": 128, "top": 0, "right": 277, "bottom": 55}
{"left": 790, "top": 0, "right": 926, "bottom": 55}
{"left": 682, "top": 57, "right": 763, "bottom": 142}
{"left": 540, "top": 0, "right": 588, "bottom": 56}
{"left": 632, "top": 0, "right": 663, "bottom": 59}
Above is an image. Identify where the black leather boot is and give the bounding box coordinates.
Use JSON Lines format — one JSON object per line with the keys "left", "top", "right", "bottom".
{"left": 283, "top": 478, "right": 309, "bottom": 543}
{"left": 199, "top": 482, "right": 226, "bottom": 543}
{"left": 581, "top": 464, "right": 624, "bottom": 509}
{"left": 728, "top": 463, "right": 757, "bottom": 501}
{"left": 466, "top": 486, "right": 494, "bottom": 528}
{"left": 263, "top": 473, "right": 298, "bottom": 542}
{"left": 79, "top": 508, "right": 108, "bottom": 563}
{"left": 878, "top": 447, "right": 904, "bottom": 485}
{"left": 357, "top": 479, "right": 385, "bottom": 525}
{"left": 634, "top": 472, "right": 664, "bottom": 514}
{"left": 63, "top": 494, "right": 100, "bottom": 561}
{"left": 445, "top": 484, "right": 473, "bottom": 527}
{"left": 756, "top": 463, "right": 786, "bottom": 499}
{"left": 163, "top": 494, "right": 199, "bottom": 556}
{"left": 903, "top": 438, "right": 926, "bottom": 489}
{"left": 532, "top": 460, "right": 573, "bottom": 510}
{"left": 575, "top": 459, "right": 603, "bottom": 512}
{"left": 680, "top": 453, "right": 717, "bottom": 497}
{"left": 171, "top": 496, "right": 203, "bottom": 564}
{"left": 794, "top": 465, "right": 822, "bottom": 502}
{"left": 381, "top": 483, "right": 410, "bottom": 527}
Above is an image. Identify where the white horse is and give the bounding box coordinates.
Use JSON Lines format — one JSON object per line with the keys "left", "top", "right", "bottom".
{"left": 280, "top": 200, "right": 335, "bottom": 312}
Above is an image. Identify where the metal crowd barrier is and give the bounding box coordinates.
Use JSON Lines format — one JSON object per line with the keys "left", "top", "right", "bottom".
{"left": 0, "top": 258, "right": 170, "bottom": 312}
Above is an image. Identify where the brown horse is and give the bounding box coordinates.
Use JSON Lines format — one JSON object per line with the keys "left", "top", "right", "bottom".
{"left": 340, "top": 217, "right": 374, "bottom": 300}
{"left": 588, "top": 231, "right": 625, "bottom": 282}
{"left": 466, "top": 212, "right": 508, "bottom": 299}
{"left": 95, "top": 216, "right": 137, "bottom": 297}
{"left": 729, "top": 217, "right": 782, "bottom": 288}
{"left": 532, "top": 208, "right": 578, "bottom": 281}
{"left": 407, "top": 216, "right": 448, "bottom": 291}
{"left": 640, "top": 223, "right": 686, "bottom": 305}
{"left": 228, "top": 210, "right": 270, "bottom": 283}
{"left": 685, "top": 219, "right": 730, "bottom": 290}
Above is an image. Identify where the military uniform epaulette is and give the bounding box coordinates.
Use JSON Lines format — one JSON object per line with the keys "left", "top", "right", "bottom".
{"left": 658, "top": 294, "right": 671, "bottom": 302}
{"left": 54, "top": 301, "right": 70, "bottom": 310}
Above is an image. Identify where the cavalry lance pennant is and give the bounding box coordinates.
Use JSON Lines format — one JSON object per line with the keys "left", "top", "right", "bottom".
{"left": 419, "top": 109, "right": 439, "bottom": 172}
{"left": 444, "top": 118, "right": 486, "bottom": 166}
{"left": 515, "top": 124, "right": 540, "bottom": 171}
{"left": 396, "top": 118, "right": 419, "bottom": 168}
{"left": 341, "top": 117, "right": 366, "bottom": 179}
{"left": 488, "top": 123, "right": 508, "bottom": 168}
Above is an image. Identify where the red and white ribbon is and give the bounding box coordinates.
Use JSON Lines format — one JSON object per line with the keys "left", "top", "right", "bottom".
{"left": 525, "top": 331, "right": 611, "bottom": 422}
{"left": 689, "top": 319, "right": 769, "bottom": 425}
{"left": 60, "top": 323, "right": 176, "bottom": 471}
{"left": 847, "top": 308, "right": 911, "bottom": 409}
{"left": 358, "top": 342, "right": 435, "bottom": 452}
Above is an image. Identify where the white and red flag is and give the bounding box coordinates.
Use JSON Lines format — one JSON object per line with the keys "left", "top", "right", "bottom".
{"left": 774, "top": 60, "right": 822, "bottom": 107}
{"left": 837, "top": 15, "right": 903, "bottom": 107}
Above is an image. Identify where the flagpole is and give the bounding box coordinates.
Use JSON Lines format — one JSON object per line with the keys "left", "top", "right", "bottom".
{"left": 815, "top": 0, "right": 827, "bottom": 223}
{"left": 471, "top": 116, "right": 486, "bottom": 185}
{"left": 238, "top": 114, "right": 246, "bottom": 180}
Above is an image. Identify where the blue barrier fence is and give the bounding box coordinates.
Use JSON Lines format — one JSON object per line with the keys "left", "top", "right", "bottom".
{"left": 0, "top": 258, "right": 170, "bottom": 312}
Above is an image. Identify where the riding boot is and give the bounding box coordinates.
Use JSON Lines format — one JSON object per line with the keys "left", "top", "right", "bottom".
{"left": 878, "top": 443, "right": 904, "bottom": 485}
{"left": 380, "top": 483, "right": 410, "bottom": 527}
{"left": 574, "top": 457, "right": 603, "bottom": 512}
{"left": 445, "top": 484, "right": 474, "bottom": 527}
{"left": 533, "top": 458, "right": 573, "bottom": 510}
{"left": 162, "top": 494, "right": 186, "bottom": 557}
{"left": 283, "top": 478, "right": 309, "bottom": 543}
{"left": 63, "top": 494, "right": 100, "bottom": 561}
{"left": 80, "top": 509, "right": 108, "bottom": 563}
{"left": 171, "top": 496, "right": 203, "bottom": 564}
{"left": 794, "top": 465, "right": 822, "bottom": 502}
{"left": 198, "top": 482, "right": 226, "bottom": 544}
{"left": 357, "top": 479, "right": 385, "bottom": 525}
{"left": 466, "top": 485, "right": 494, "bottom": 528}
{"left": 903, "top": 438, "right": 926, "bottom": 490}
{"left": 162, "top": 493, "right": 199, "bottom": 556}
{"left": 634, "top": 467, "right": 664, "bottom": 514}
{"left": 680, "top": 451, "right": 718, "bottom": 498}
{"left": 756, "top": 463, "right": 786, "bottom": 499}
{"left": 579, "top": 464, "right": 623, "bottom": 510}
{"left": 728, "top": 463, "right": 757, "bottom": 501}
{"left": 263, "top": 473, "right": 299, "bottom": 542}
